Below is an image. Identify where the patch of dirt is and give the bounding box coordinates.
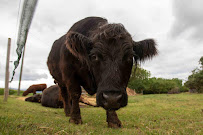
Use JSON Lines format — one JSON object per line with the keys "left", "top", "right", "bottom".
{"left": 79, "top": 95, "right": 97, "bottom": 107}
{"left": 16, "top": 97, "right": 27, "bottom": 101}
{"left": 80, "top": 87, "right": 136, "bottom": 106}
{"left": 126, "top": 87, "right": 136, "bottom": 96}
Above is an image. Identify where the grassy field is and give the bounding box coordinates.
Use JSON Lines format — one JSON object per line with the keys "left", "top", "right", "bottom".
{"left": 0, "top": 93, "right": 203, "bottom": 135}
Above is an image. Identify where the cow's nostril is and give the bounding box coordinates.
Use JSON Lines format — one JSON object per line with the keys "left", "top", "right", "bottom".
{"left": 102, "top": 92, "right": 122, "bottom": 101}
{"left": 116, "top": 94, "right": 122, "bottom": 101}
{"left": 103, "top": 93, "right": 109, "bottom": 100}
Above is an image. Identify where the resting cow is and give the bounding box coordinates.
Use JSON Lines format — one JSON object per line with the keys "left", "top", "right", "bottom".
{"left": 25, "top": 85, "right": 97, "bottom": 108}
{"left": 25, "top": 94, "right": 42, "bottom": 103}
{"left": 41, "top": 85, "right": 64, "bottom": 108}
{"left": 23, "top": 84, "right": 47, "bottom": 96}
{"left": 47, "top": 16, "right": 157, "bottom": 128}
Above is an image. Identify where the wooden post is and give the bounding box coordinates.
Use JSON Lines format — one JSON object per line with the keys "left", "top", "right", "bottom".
{"left": 17, "top": 44, "right": 26, "bottom": 95}
{"left": 4, "top": 38, "right": 11, "bottom": 102}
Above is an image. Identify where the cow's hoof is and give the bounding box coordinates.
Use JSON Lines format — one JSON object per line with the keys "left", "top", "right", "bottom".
{"left": 69, "top": 118, "right": 82, "bottom": 124}
{"left": 108, "top": 122, "right": 122, "bottom": 128}
{"left": 65, "top": 113, "right": 70, "bottom": 117}
{"left": 64, "top": 110, "right": 71, "bottom": 117}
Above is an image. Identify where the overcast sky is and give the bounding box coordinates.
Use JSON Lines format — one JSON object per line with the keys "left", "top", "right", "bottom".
{"left": 0, "top": 0, "right": 203, "bottom": 90}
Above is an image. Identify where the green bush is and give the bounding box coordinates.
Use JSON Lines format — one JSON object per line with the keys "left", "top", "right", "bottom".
{"left": 128, "top": 64, "right": 188, "bottom": 94}
{"left": 168, "top": 87, "right": 180, "bottom": 94}
{"left": 0, "top": 88, "right": 4, "bottom": 95}
{"left": 0, "top": 88, "right": 24, "bottom": 95}
{"left": 179, "top": 86, "right": 189, "bottom": 92}
{"left": 185, "top": 56, "right": 203, "bottom": 93}
{"left": 128, "top": 77, "right": 186, "bottom": 94}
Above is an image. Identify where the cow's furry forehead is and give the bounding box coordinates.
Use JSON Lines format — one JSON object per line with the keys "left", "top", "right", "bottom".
{"left": 91, "top": 23, "right": 131, "bottom": 41}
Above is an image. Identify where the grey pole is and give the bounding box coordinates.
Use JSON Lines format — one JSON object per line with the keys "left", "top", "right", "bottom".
{"left": 4, "top": 38, "right": 11, "bottom": 102}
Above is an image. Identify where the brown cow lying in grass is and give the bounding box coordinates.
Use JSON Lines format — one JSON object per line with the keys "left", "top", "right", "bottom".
{"left": 25, "top": 85, "right": 63, "bottom": 108}
{"left": 22, "top": 84, "right": 47, "bottom": 96}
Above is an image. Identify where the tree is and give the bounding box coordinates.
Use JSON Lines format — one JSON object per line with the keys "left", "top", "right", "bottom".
{"left": 185, "top": 56, "right": 203, "bottom": 93}
{"left": 128, "top": 65, "right": 151, "bottom": 93}
{"left": 130, "top": 64, "right": 151, "bottom": 80}
{"left": 199, "top": 56, "right": 203, "bottom": 69}
{"left": 128, "top": 65, "right": 186, "bottom": 94}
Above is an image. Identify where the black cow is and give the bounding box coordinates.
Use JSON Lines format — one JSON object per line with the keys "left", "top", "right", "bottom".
{"left": 25, "top": 94, "right": 42, "bottom": 103}
{"left": 41, "top": 85, "right": 63, "bottom": 108}
{"left": 47, "top": 17, "right": 157, "bottom": 128}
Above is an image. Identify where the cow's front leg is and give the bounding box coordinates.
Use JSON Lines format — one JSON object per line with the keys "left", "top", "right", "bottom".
{"left": 33, "top": 90, "right": 36, "bottom": 95}
{"left": 68, "top": 85, "right": 82, "bottom": 124}
{"left": 59, "top": 85, "right": 71, "bottom": 116}
{"left": 106, "top": 110, "right": 122, "bottom": 128}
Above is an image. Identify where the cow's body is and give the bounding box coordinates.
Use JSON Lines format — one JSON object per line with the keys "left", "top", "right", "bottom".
{"left": 41, "top": 85, "right": 63, "bottom": 108}
{"left": 23, "top": 84, "right": 47, "bottom": 96}
{"left": 47, "top": 17, "right": 157, "bottom": 128}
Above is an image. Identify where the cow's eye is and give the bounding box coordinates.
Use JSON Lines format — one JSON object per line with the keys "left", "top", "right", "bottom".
{"left": 127, "top": 55, "right": 133, "bottom": 61}
{"left": 90, "top": 54, "right": 99, "bottom": 61}
{"left": 123, "top": 54, "right": 133, "bottom": 62}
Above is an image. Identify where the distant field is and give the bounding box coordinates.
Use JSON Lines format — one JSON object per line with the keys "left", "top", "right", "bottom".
{"left": 0, "top": 93, "right": 202, "bottom": 134}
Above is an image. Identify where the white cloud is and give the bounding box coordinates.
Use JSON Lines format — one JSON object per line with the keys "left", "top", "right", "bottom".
{"left": 170, "top": 0, "right": 203, "bottom": 42}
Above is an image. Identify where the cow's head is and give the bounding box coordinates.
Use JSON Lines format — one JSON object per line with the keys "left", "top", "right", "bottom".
{"left": 66, "top": 24, "right": 157, "bottom": 110}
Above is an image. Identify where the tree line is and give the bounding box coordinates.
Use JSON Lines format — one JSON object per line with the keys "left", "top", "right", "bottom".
{"left": 184, "top": 57, "right": 203, "bottom": 93}
{"left": 128, "top": 56, "right": 203, "bottom": 94}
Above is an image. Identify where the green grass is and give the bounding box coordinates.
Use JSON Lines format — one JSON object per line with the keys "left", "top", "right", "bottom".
{"left": 0, "top": 93, "right": 203, "bottom": 135}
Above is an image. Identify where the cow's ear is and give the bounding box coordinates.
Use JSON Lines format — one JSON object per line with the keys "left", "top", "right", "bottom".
{"left": 65, "top": 31, "right": 93, "bottom": 64}
{"left": 133, "top": 39, "right": 158, "bottom": 62}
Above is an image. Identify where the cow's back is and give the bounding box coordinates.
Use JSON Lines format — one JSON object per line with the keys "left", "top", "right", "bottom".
{"left": 47, "top": 17, "right": 107, "bottom": 83}
{"left": 22, "top": 84, "right": 47, "bottom": 96}
{"left": 47, "top": 35, "right": 66, "bottom": 83}
{"left": 68, "top": 17, "right": 107, "bottom": 36}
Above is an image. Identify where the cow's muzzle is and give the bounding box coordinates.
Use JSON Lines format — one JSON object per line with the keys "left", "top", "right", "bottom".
{"left": 96, "top": 91, "right": 127, "bottom": 110}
